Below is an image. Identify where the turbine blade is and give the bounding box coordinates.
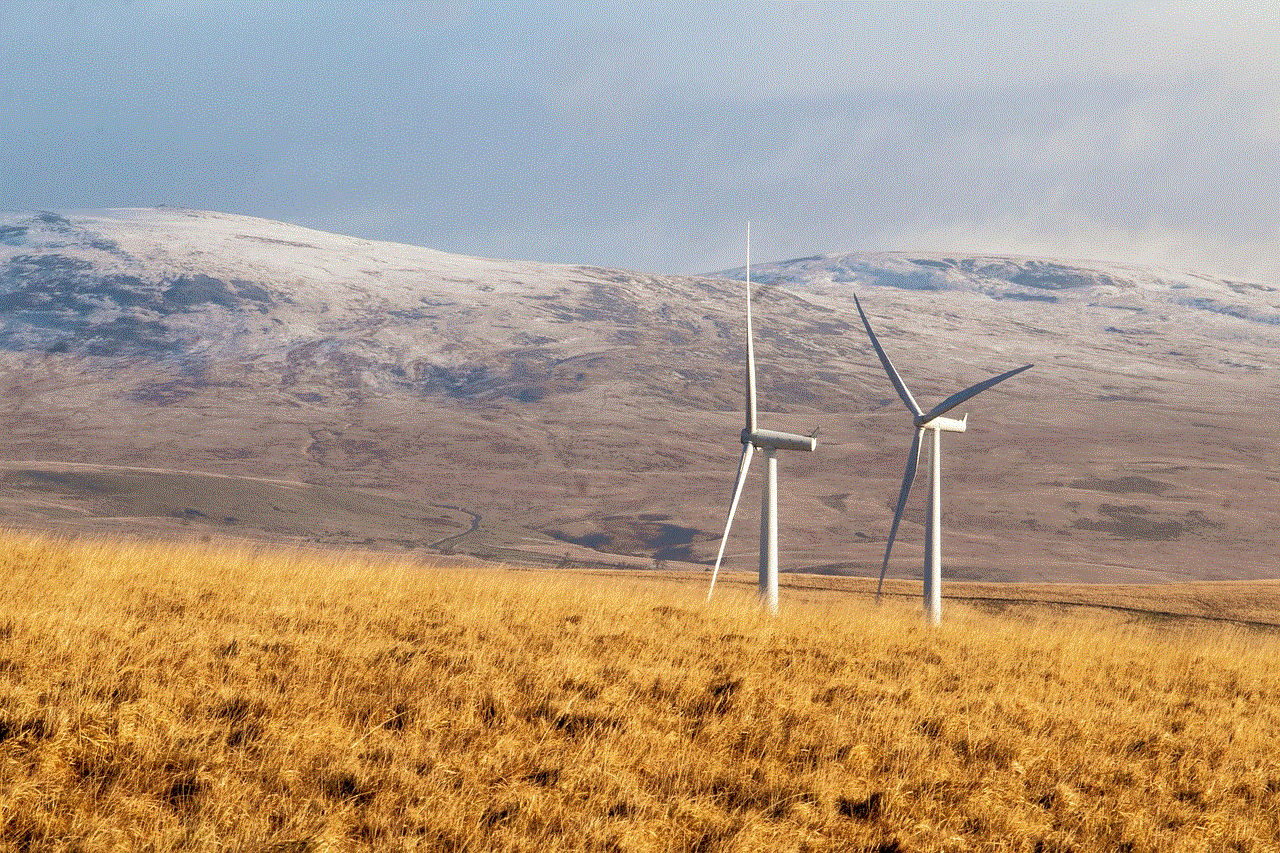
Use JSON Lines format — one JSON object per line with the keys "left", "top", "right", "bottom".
{"left": 745, "top": 223, "right": 757, "bottom": 434}
{"left": 853, "top": 294, "right": 922, "bottom": 418}
{"left": 875, "top": 428, "right": 923, "bottom": 603}
{"left": 707, "top": 443, "right": 755, "bottom": 601}
{"left": 921, "top": 363, "right": 1034, "bottom": 423}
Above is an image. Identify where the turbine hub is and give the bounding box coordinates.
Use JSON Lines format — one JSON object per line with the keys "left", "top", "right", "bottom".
{"left": 915, "top": 414, "right": 968, "bottom": 432}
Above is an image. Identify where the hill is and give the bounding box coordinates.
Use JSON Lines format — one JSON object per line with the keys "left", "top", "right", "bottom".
{"left": 1, "top": 208, "right": 1277, "bottom": 582}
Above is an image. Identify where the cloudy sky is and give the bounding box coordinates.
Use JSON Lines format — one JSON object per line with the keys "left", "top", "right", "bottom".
{"left": 2, "top": 1, "right": 1276, "bottom": 281}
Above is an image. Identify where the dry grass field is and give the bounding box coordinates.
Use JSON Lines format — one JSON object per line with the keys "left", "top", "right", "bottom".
{"left": 1, "top": 530, "right": 1278, "bottom": 852}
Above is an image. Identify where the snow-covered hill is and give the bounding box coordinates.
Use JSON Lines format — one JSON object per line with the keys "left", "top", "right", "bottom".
{"left": 0, "top": 207, "right": 745, "bottom": 402}
{"left": 0, "top": 208, "right": 1276, "bottom": 583}
{"left": 722, "top": 250, "right": 1279, "bottom": 343}
{"left": 1, "top": 208, "right": 588, "bottom": 360}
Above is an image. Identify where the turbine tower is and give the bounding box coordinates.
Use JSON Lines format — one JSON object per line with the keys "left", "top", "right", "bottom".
{"left": 854, "top": 295, "right": 1032, "bottom": 625}
{"left": 707, "top": 225, "right": 817, "bottom": 614}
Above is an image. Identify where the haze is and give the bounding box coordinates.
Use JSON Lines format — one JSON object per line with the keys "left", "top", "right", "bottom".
{"left": 1, "top": 1, "right": 1276, "bottom": 282}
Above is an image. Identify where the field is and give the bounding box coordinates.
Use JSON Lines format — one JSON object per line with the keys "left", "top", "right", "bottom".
{"left": 1, "top": 530, "right": 1278, "bottom": 852}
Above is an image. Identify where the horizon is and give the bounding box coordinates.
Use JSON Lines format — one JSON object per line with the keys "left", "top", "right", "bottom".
{"left": 4, "top": 204, "right": 1258, "bottom": 282}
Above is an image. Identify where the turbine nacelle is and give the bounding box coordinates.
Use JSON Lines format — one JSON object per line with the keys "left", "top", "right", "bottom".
{"left": 742, "top": 428, "right": 818, "bottom": 453}
{"left": 916, "top": 414, "right": 968, "bottom": 432}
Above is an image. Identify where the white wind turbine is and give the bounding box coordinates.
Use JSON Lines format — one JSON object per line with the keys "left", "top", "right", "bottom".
{"left": 707, "top": 225, "right": 817, "bottom": 614}
{"left": 854, "top": 295, "right": 1032, "bottom": 625}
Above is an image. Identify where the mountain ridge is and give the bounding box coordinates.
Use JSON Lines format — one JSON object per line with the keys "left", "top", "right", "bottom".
{"left": 1, "top": 207, "right": 1276, "bottom": 583}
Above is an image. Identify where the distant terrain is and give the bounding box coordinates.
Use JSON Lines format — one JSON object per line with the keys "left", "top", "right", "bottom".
{"left": 0, "top": 208, "right": 1277, "bottom": 582}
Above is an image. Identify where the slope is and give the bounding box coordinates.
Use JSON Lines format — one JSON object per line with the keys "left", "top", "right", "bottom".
{"left": 1, "top": 208, "right": 1276, "bottom": 581}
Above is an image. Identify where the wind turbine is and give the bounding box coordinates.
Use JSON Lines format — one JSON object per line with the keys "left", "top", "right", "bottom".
{"left": 854, "top": 295, "right": 1031, "bottom": 625}
{"left": 707, "top": 225, "right": 817, "bottom": 614}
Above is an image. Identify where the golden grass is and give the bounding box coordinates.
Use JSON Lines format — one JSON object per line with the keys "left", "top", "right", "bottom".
{"left": 0, "top": 530, "right": 1278, "bottom": 852}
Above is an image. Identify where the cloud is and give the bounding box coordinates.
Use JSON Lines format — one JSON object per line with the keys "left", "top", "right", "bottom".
{"left": 875, "top": 214, "right": 1280, "bottom": 285}
{"left": 0, "top": 2, "right": 1275, "bottom": 282}
{"left": 1101, "top": 1, "right": 1280, "bottom": 84}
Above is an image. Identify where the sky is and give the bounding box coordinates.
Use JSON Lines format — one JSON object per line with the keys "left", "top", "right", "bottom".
{"left": 1, "top": 1, "right": 1277, "bottom": 282}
